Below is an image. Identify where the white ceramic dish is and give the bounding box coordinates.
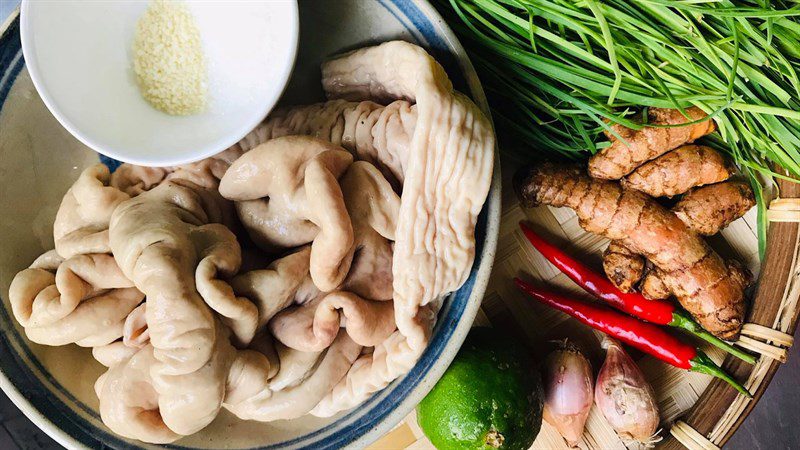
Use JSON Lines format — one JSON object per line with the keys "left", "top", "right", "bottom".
{"left": 0, "top": 0, "right": 500, "bottom": 448}
{"left": 20, "top": 0, "right": 299, "bottom": 167}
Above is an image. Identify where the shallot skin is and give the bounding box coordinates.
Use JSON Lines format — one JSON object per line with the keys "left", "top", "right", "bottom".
{"left": 542, "top": 341, "right": 594, "bottom": 448}
{"left": 595, "top": 337, "right": 661, "bottom": 447}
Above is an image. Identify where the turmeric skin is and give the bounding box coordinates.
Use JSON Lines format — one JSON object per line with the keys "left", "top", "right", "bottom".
{"left": 641, "top": 267, "right": 671, "bottom": 300}
{"left": 603, "top": 242, "right": 645, "bottom": 293}
{"left": 674, "top": 181, "right": 756, "bottom": 235}
{"left": 515, "top": 163, "right": 745, "bottom": 340}
{"left": 638, "top": 181, "right": 756, "bottom": 300}
{"left": 589, "top": 107, "right": 716, "bottom": 180}
{"left": 642, "top": 259, "right": 752, "bottom": 301}
{"left": 603, "top": 179, "right": 754, "bottom": 293}
{"left": 622, "top": 145, "right": 734, "bottom": 197}
{"left": 726, "top": 259, "right": 754, "bottom": 293}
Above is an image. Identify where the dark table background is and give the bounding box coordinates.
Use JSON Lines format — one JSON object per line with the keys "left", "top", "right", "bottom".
{"left": 0, "top": 1, "right": 798, "bottom": 449}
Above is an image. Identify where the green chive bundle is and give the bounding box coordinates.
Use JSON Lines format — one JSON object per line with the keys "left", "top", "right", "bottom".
{"left": 436, "top": 0, "right": 800, "bottom": 256}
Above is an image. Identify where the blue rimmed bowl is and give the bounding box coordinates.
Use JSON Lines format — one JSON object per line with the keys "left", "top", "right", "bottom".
{"left": 0, "top": 1, "right": 500, "bottom": 448}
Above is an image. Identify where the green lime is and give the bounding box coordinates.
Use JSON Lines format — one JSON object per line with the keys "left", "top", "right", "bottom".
{"left": 417, "top": 327, "right": 543, "bottom": 450}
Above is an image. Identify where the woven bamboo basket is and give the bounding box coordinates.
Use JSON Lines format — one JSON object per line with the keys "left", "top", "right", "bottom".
{"left": 371, "top": 154, "right": 800, "bottom": 450}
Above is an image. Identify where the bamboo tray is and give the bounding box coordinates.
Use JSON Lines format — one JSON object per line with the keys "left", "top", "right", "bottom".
{"left": 371, "top": 155, "right": 800, "bottom": 450}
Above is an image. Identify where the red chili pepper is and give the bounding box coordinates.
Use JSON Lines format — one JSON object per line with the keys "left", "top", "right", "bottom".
{"left": 519, "top": 222, "right": 755, "bottom": 364}
{"left": 515, "top": 278, "right": 752, "bottom": 397}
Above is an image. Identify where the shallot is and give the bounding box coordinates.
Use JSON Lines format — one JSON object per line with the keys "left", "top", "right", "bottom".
{"left": 542, "top": 340, "right": 593, "bottom": 448}
{"left": 595, "top": 336, "right": 661, "bottom": 448}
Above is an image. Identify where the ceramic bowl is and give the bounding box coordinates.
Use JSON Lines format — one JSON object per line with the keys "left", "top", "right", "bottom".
{"left": 20, "top": 0, "right": 299, "bottom": 167}
{"left": 0, "top": 0, "right": 500, "bottom": 448}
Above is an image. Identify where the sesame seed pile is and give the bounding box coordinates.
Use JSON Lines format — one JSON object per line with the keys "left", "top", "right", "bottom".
{"left": 132, "top": 0, "right": 207, "bottom": 116}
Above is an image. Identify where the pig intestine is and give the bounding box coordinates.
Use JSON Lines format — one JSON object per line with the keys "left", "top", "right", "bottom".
{"left": 7, "top": 41, "right": 494, "bottom": 443}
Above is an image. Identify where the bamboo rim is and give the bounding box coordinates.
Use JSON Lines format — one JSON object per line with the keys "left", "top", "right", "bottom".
{"left": 670, "top": 421, "right": 720, "bottom": 450}
{"left": 741, "top": 323, "right": 794, "bottom": 347}
{"left": 735, "top": 335, "right": 788, "bottom": 363}
{"left": 768, "top": 198, "right": 800, "bottom": 222}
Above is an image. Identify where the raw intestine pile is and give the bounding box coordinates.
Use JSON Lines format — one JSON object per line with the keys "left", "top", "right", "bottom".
{"left": 8, "top": 41, "right": 494, "bottom": 443}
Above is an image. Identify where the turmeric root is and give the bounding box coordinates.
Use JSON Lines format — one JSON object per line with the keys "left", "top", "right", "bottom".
{"left": 603, "top": 179, "right": 754, "bottom": 293}
{"left": 673, "top": 181, "right": 756, "bottom": 235}
{"left": 726, "top": 259, "right": 754, "bottom": 292}
{"left": 607, "top": 181, "right": 752, "bottom": 296}
{"left": 621, "top": 145, "right": 734, "bottom": 197}
{"left": 641, "top": 267, "right": 671, "bottom": 300}
{"left": 589, "top": 107, "right": 716, "bottom": 180}
{"left": 515, "top": 163, "right": 745, "bottom": 339}
{"left": 603, "top": 242, "right": 645, "bottom": 293}
{"left": 642, "top": 259, "right": 752, "bottom": 302}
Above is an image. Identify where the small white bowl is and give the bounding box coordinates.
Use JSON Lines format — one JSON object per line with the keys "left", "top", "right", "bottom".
{"left": 20, "top": 0, "right": 298, "bottom": 167}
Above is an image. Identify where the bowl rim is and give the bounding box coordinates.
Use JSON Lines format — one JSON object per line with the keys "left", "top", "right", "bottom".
{"left": 18, "top": 0, "right": 301, "bottom": 168}
{"left": 0, "top": 1, "right": 502, "bottom": 448}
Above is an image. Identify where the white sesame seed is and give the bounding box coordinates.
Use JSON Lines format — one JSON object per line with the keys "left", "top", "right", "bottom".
{"left": 132, "top": 0, "right": 207, "bottom": 116}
